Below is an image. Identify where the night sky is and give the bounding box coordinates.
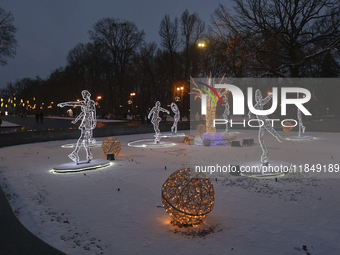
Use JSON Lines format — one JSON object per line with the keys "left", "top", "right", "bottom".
{"left": 0, "top": 0, "right": 232, "bottom": 89}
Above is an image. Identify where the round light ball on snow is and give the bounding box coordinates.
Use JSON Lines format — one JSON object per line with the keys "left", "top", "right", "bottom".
{"left": 161, "top": 168, "right": 215, "bottom": 226}
{"left": 194, "top": 136, "right": 203, "bottom": 146}
{"left": 184, "top": 135, "right": 194, "bottom": 145}
{"left": 203, "top": 138, "right": 211, "bottom": 146}
{"left": 282, "top": 121, "right": 294, "bottom": 132}
{"left": 212, "top": 133, "right": 224, "bottom": 145}
{"left": 101, "top": 137, "right": 121, "bottom": 156}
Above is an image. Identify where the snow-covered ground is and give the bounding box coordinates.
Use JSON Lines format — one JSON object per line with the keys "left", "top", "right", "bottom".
{"left": 0, "top": 120, "right": 21, "bottom": 127}
{"left": 0, "top": 130, "right": 339, "bottom": 255}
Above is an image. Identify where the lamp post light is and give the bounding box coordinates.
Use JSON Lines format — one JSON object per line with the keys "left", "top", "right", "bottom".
{"left": 96, "top": 96, "right": 102, "bottom": 118}
{"left": 198, "top": 42, "right": 206, "bottom": 77}
{"left": 175, "top": 86, "right": 184, "bottom": 120}
{"left": 129, "top": 92, "right": 136, "bottom": 119}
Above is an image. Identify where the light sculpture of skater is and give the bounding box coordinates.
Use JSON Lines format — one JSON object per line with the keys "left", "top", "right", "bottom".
{"left": 170, "top": 102, "right": 180, "bottom": 134}
{"left": 148, "top": 101, "right": 169, "bottom": 143}
{"left": 58, "top": 90, "right": 97, "bottom": 164}
{"left": 249, "top": 90, "right": 283, "bottom": 166}
{"left": 222, "top": 102, "right": 230, "bottom": 133}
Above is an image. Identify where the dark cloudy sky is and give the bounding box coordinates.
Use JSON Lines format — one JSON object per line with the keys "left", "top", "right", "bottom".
{"left": 0, "top": 0, "right": 233, "bottom": 89}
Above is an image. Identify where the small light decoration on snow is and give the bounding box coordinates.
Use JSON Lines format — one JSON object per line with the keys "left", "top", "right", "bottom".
{"left": 202, "top": 133, "right": 213, "bottom": 142}
{"left": 282, "top": 121, "right": 293, "bottom": 132}
{"left": 212, "top": 133, "right": 224, "bottom": 145}
{"left": 194, "top": 136, "right": 203, "bottom": 146}
{"left": 161, "top": 168, "right": 215, "bottom": 226}
{"left": 202, "top": 133, "right": 213, "bottom": 146}
{"left": 184, "top": 135, "right": 194, "bottom": 145}
{"left": 221, "top": 132, "right": 237, "bottom": 143}
{"left": 203, "top": 138, "right": 211, "bottom": 146}
{"left": 196, "top": 124, "right": 206, "bottom": 135}
{"left": 101, "top": 137, "right": 121, "bottom": 156}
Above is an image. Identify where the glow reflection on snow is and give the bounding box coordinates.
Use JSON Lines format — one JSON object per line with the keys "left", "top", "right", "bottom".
{"left": 128, "top": 139, "right": 176, "bottom": 148}
{"left": 50, "top": 162, "right": 113, "bottom": 174}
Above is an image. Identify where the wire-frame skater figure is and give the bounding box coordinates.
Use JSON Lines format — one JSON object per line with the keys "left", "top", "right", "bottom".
{"left": 249, "top": 90, "right": 283, "bottom": 166}
{"left": 222, "top": 101, "right": 230, "bottom": 133}
{"left": 297, "top": 109, "right": 306, "bottom": 138}
{"left": 148, "top": 101, "right": 170, "bottom": 143}
{"left": 57, "top": 90, "right": 97, "bottom": 164}
{"left": 171, "top": 102, "right": 180, "bottom": 134}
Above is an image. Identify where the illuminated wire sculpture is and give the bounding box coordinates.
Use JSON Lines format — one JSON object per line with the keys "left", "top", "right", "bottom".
{"left": 249, "top": 90, "right": 283, "bottom": 166}
{"left": 203, "top": 138, "right": 211, "bottom": 146}
{"left": 297, "top": 109, "right": 305, "bottom": 137}
{"left": 170, "top": 102, "right": 180, "bottom": 134}
{"left": 184, "top": 135, "right": 194, "bottom": 145}
{"left": 161, "top": 168, "right": 215, "bottom": 226}
{"left": 148, "top": 101, "right": 170, "bottom": 143}
{"left": 196, "top": 124, "right": 206, "bottom": 135}
{"left": 57, "top": 90, "right": 97, "bottom": 164}
{"left": 194, "top": 136, "right": 203, "bottom": 146}
{"left": 282, "top": 121, "right": 294, "bottom": 132}
{"left": 212, "top": 133, "right": 224, "bottom": 145}
{"left": 222, "top": 102, "right": 230, "bottom": 133}
{"left": 191, "top": 77, "right": 229, "bottom": 134}
{"left": 221, "top": 132, "right": 237, "bottom": 143}
{"left": 101, "top": 137, "right": 121, "bottom": 156}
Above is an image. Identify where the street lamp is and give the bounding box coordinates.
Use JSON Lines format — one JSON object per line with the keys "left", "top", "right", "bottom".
{"left": 198, "top": 42, "right": 206, "bottom": 77}
{"left": 129, "top": 92, "right": 136, "bottom": 119}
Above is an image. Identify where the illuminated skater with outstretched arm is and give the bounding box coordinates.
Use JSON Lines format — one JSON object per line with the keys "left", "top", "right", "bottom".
{"left": 58, "top": 90, "right": 97, "bottom": 164}
{"left": 148, "top": 101, "right": 170, "bottom": 143}
{"left": 249, "top": 90, "right": 283, "bottom": 166}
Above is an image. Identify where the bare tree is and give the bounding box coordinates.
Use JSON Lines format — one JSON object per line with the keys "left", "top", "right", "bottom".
{"left": 0, "top": 7, "right": 17, "bottom": 66}
{"left": 180, "top": 10, "right": 205, "bottom": 79}
{"left": 159, "top": 15, "right": 180, "bottom": 81}
{"left": 213, "top": 0, "right": 340, "bottom": 77}
{"left": 88, "top": 18, "right": 145, "bottom": 113}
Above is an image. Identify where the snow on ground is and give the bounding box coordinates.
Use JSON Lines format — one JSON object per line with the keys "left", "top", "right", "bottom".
{"left": 0, "top": 120, "right": 21, "bottom": 127}
{"left": 0, "top": 129, "right": 339, "bottom": 255}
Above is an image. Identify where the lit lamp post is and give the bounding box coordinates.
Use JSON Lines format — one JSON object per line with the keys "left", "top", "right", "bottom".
{"left": 96, "top": 96, "right": 102, "bottom": 118}
{"left": 129, "top": 92, "right": 136, "bottom": 119}
{"left": 198, "top": 42, "right": 206, "bottom": 77}
{"left": 175, "top": 86, "right": 184, "bottom": 120}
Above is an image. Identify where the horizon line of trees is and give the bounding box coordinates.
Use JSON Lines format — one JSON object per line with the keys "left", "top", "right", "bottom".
{"left": 1, "top": 1, "right": 340, "bottom": 118}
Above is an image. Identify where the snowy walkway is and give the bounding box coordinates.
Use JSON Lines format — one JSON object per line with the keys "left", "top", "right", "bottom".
{"left": 0, "top": 120, "right": 21, "bottom": 127}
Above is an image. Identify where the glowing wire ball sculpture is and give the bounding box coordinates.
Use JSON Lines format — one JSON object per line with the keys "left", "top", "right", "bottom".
{"left": 282, "top": 121, "right": 294, "bottom": 132}
{"left": 101, "top": 137, "right": 121, "bottom": 156}
{"left": 148, "top": 101, "right": 170, "bottom": 143}
{"left": 221, "top": 132, "right": 237, "bottom": 143}
{"left": 196, "top": 124, "right": 206, "bottom": 135}
{"left": 170, "top": 102, "right": 180, "bottom": 134}
{"left": 57, "top": 90, "right": 97, "bottom": 164}
{"left": 203, "top": 138, "right": 211, "bottom": 146}
{"left": 184, "top": 135, "right": 194, "bottom": 145}
{"left": 202, "top": 133, "right": 213, "bottom": 142}
{"left": 212, "top": 133, "right": 224, "bottom": 145}
{"left": 161, "top": 168, "right": 215, "bottom": 226}
{"left": 194, "top": 136, "right": 203, "bottom": 146}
